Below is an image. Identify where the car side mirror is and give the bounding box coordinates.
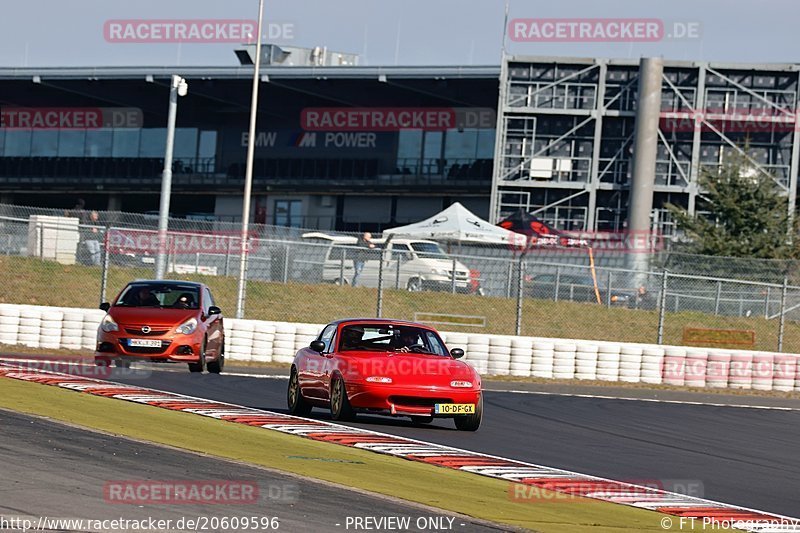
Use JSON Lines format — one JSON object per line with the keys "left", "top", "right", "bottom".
{"left": 310, "top": 340, "right": 326, "bottom": 353}
{"left": 450, "top": 348, "right": 465, "bottom": 359}
{"left": 208, "top": 306, "right": 221, "bottom": 316}
{"left": 99, "top": 302, "right": 110, "bottom": 312}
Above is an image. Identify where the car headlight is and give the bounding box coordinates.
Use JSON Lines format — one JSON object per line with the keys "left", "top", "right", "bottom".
{"left": 450, "top": 380, "right": 473, "bottom": 388}
{"left": 100, "top": 315, "right": 118, "bottom": 333}
{"left": 430, "top": 268, "right": 449, "bottom": 276}
{"left": 175, "top": 317, "right": 198, "bottom": 335}
{"left": 366, "top": 376, "right": 393, "bottom": 383}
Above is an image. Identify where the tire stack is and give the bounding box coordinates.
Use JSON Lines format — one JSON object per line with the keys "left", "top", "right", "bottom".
{"left": 60, "top": 309, "right": 85, "bottom": 350}
{"left": 552, "top": 342, "right": 577, "bottom": 380}
{"left": 728, "top": 352, "right": 753, "bottom": 389}
{"left": 773, "top": 355, "right": 796, "bottom": 392}
{"left": 662, "top": 346, "right": 687, "bottom": 386}
{"left": 509, "top": 337, "right": 533, "bottom": 377}
{"left": 618, "top": 345, "right": 643, "bottom": 383}
{"left": 684, "top": 348, "right": 708, "bottom": 388}
{"left": 486, "top": 336, "right": 512, "bottom": 376}
{"left": 445, "top": 332, "right": 472, "bottom": 365}
{"left": 751, "top": 352, "right": 774, "bottom": 391}
{"left": 705, "top": 350, "right": 731, "bottom": 388}
{"left": 0, "top": 305, "right": 20, "bottom": 346}
{"left": 82, "top": 310, "right": 105, "bottom": 350}
{"left": 250, "top": 322, "right": 275, "bottom": 363}
{"left": 272, "top": 323, "right": 297, "bottom": 363}
{"left": 531, "top": 340, "right": 555, "bottom": 378}
{"left": 596, "top": 343, "right": 621, "bottom": 381}
{"left": 18, "top": 307, "right": 42, "bottom": 348}
{"left": 465, "top": 335, "right": 490, "bottom": 375}
{"left": 640, "top": 346, "right": 665, "bottom": 384}
{"left": 574, "top": 343, "right": 599, "bottom": 380}
{"left": 294, "top": 324, "right": 321, "bottom": 355}
{"left": 39, "top": 309, "right": 64, "bottom": 350}
{"left": 227, "top": 320, "right": 255, "bottom": 363}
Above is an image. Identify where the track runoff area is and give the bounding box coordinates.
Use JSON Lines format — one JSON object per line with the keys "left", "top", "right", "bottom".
{"left": 1, "top": 361, "right": 799, "bottom": 532}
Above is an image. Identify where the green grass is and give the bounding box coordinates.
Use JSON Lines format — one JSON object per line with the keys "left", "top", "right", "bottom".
{"left": 0, "top": 377, "right": 713, "bottom": 532}
{"left": 2, "top": 255, "right": 799, "bottom": 352}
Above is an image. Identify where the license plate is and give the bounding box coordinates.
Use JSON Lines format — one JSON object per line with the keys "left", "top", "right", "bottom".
{"left": 129, "top": 338, "right": 162, "bottom": 348}
{"left": 434, "top": 403, "right": 475, "bottom": 415}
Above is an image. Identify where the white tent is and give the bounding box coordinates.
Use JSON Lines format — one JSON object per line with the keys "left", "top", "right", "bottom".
{"left": 383, "top": 202, "right": 526, "bottom": 246}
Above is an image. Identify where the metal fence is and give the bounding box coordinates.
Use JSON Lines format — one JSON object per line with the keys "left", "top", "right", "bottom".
{"left": 1, "top": 203, "right": 800, "bottom": 353}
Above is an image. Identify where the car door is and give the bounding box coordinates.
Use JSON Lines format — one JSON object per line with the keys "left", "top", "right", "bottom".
{"left": 202, "top": 287, "right": 223, "bottom": 357}
{"left": 300, "top": 324, "right": 336, "bottom": 400}
{"left": 389, "top": 243, "right": 413, "bottom": 289}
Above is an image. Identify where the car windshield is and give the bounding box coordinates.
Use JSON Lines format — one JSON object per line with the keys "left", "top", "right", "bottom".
{"left": 409, "top": 242, "right": 447, "bottom": 259}
{"left": 115, "top": 283, "right": 200, "bottom": 309}
{"left": 338, "top": 324, "right": 448, "bottom": 356}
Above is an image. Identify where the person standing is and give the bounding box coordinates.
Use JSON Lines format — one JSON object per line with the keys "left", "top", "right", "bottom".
{"left": 351, "top": 232, "right": 375, "bottom": 287}
{"left": 81, "top": 210, "right": 103, "bottom": 266}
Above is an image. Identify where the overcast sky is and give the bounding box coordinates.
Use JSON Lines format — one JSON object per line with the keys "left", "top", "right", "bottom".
{"left": 2, "top": 0, "right": 799, "bottom": 67}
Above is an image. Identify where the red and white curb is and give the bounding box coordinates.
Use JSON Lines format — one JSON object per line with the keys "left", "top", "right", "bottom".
{"left": 1, "top": 363, "right": 798, "bottom": 532}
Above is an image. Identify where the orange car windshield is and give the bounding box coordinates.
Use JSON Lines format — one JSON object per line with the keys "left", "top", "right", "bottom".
{"left": 116, "top": 284, "right": 200, "bottom": 309}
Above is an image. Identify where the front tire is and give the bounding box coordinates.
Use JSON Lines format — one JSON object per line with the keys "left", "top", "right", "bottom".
{"left": 406, "top": 277, "right": 423, "bottom": 292}
{"left": 288, "top": 367, "right": 312, "bottom": 416}
{"left": 330, "top": 376, "right": 355, "bottom": 421}
{"left": 188, "top": 340, "right": 206, "bottom": 373}
{"left": 454, "top": 395, "right": 482, "bottom": 431}
{"left": 207, "top": 344, "right": 224, "bottom": 374}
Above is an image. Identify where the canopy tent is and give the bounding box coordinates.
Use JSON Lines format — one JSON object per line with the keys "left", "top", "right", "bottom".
{"left": 383, "top": 202, "right": 526, "bottom": 246}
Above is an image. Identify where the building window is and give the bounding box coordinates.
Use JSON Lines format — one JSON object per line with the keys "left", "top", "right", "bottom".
{"left": 4, "top": 130, "right": 32, "bottom": 156}
{"left": 58, "top": 130, "right": 86, "bottom": 156}
{"left": 31, "top": 131, "right": 59, "bottom": 156}
{"left": 274, "top": 199, "right": 302, "bottom": 227}
{"left": 85, "top": 129, "right": 112, "bottom": 157}
{"left": 112, "top": 129, "right": 140, "bottom": 157}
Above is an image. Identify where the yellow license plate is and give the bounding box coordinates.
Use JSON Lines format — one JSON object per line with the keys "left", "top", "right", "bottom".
{"left": 434, "top": 403, "right": 475, "bottom": 415}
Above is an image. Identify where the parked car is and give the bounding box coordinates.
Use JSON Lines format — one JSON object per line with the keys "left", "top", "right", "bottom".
{"left": 527, "top": 274, "right": 631, "bottom": 305}
{"left": 302, "top": 232, "right": 479, "bottom": 294}
{"left": 288, "top": 318, "right": 483, "bottom": 431}
{"left": 94, "top": 280, "right": 224, "bottom": 373}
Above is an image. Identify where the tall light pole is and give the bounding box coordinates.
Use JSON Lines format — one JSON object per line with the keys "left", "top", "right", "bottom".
{"left": 235, "top": 0, "right": 265, "bottom": 318}
{"left": 155, "top": 74, "right": 188, "bottom": 279}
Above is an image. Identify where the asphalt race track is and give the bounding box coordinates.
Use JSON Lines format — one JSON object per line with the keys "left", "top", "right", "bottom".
{"left": 0, "top": 409, "right": 508, "bottom": 533}
{"left": 106, "top": 367, "right": 800, "bottom": 518}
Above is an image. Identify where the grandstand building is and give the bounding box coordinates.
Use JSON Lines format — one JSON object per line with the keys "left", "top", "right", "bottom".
{"left": 0, "top": 55, "right": 798, "bottom": 235}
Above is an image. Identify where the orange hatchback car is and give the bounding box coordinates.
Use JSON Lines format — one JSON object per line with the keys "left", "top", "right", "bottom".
{"left": 95, "top": 280, "right": 225, "bottom": 373}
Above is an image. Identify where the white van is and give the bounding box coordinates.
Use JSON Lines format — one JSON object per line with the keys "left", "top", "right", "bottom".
{"left": 302, "top": 232, "right": 475, "bottom": 293}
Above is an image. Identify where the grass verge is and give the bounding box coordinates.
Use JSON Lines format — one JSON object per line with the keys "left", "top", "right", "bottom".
{"left": 1, "top": 255, "right": 798, "bottom": 352}
{"left": 0, "top": 377, "right": 713, "bottom": 532}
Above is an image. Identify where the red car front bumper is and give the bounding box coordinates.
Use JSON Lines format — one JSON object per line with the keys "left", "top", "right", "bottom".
{"left": 346, "top": 383, "right": 481, "bottom": 416}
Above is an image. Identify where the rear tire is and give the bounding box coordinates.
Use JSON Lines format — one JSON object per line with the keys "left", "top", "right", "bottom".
{"left": 330, "top": 376, "right": 355, "bottom": 421}
{"left": 287, "top": 367, "right": 312, "bottom": 416}
{"left": 454, "top": 396, "right": 482, "bottom": 432}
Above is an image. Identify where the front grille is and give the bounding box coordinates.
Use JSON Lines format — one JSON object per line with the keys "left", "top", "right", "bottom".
{"left": 125, "top": 328, "right": 169, "bottom": 336}
{"left": 388, "top": 396, "right": 452, "bottom": 407}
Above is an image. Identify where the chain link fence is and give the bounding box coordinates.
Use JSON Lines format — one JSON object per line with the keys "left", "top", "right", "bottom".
{"left": 1, "top": 203, "right": 800, "bottom": 353}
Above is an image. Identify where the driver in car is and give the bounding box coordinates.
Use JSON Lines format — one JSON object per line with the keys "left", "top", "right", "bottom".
{"left": 395, "top": 329, "right": 422, "bottom": 353}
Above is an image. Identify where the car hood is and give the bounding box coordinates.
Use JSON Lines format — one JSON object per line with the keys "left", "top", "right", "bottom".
{"left": 108, "top": 307, "right": 198, "bottom": 327}
{"left": 338, "top": 351, "right": 479, "bottom": 387}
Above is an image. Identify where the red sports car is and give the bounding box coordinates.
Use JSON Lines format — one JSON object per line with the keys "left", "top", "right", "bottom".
{"left": 94, "top": 280, "right": 225, "bottom": 373}
{"left": 288, "top": 318, "right": 482, "bottom": 431}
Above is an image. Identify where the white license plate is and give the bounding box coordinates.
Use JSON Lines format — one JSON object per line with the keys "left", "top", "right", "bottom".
{"left": 129, "top": 338, "right": 162, "bottom": 348}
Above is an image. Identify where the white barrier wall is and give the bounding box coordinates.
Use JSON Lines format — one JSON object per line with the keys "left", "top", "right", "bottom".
{"left": 2, "top": 303, "right": 799, "bottom": 392}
